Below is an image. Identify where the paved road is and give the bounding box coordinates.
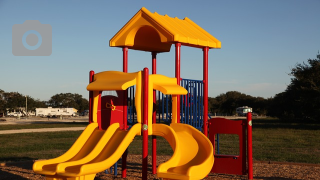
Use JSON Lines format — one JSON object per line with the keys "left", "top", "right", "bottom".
{"left": 0, "top": 127, "right": 86, "bottom": 134}
{"left": 0, "top": 117, "right": 88, "bottom": 134}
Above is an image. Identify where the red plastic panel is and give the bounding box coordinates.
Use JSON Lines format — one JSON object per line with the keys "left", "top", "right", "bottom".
{"left": 100, "top": 94, "right": 124, "bottom": 130}
{"left": 208, "top": 118, "right": 247, "bottom": 175}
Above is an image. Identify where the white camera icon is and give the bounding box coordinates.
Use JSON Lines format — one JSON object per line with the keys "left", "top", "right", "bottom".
{"left": 12, "top": 20, "right": 52, "bottom": 56}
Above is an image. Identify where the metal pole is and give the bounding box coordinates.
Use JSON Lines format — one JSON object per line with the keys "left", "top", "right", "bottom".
{"left": 247, "top": 112, "right": 253, "bottom": 179}
{"left": 152, "top": 52, "right": 157, "bottom": 174}
{"left": 142, "top": 67, "right": 149, "bottom": 180}
{"left": 89, "top": 71, "right": 94, "bottom": 123}
{"left": 122, "top": 47, "right": 128, "bottom": 178}
{"left": 203, "top": 47, "right": 209, "bottom": 136}
{"left": 25, "top": 95, "right": 27, "bottom": 119}
{"left": 175, "top": 43, "right": 181, "bottom": 123}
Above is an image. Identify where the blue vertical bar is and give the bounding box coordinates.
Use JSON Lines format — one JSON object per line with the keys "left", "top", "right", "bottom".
{"left": 192, "top": 80, "right": 194, "bottom": 126}
{"left": 201, "top": 81, "right": 203, "bottom": 129}
{"left": 165, "top": 94, "right": 168, "bottom": 122}
{"left": 195, "top": 81, "right": 198, "bottom": 129}
{"left": 161, "top": 93, "right": 164, "bottom": 122}
{"left": 157, "top": 91, "right": 160, "bottom": 123}
{"left": 169, "top": 95, "right": 172, "bottom": 121}
{"left": 182, "top": 80, "right": 184, "bottom": 124}
{"left": 187, "top": 80, "right": 190, "bottom": 125}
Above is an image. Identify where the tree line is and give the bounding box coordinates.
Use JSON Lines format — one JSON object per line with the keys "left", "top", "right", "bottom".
{"left": 209, "top": 53, "right": 320, "bottom": 121}
{"left": 208, "top": 91, "right": 269, "bottom": 116}
{"left": 0, "top": 91, "right": 89, "bottom": 114}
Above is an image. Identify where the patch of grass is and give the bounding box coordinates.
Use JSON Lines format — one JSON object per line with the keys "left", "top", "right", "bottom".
{"left": 0, "top": 131, "right": 173, "bottom": 163}
{"left": 128, "top": 136, "right": 173, "bottom": 156}
{"left": 0, "top": 119, "right": 319, "bottom": 164}
{"left": 0, "top": 122, "right": 88, "bottom": 130}
{"left": 215, "top": 134, "right": 240, "bottom": 155}
{"left": 0, "top": 131, "right": 82, "bottom": 162}
{"left": 252, "top": 119, "right": 320, "bottom": 164}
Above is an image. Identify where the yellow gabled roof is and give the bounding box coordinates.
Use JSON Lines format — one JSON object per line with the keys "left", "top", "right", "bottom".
{"left": 110, "top": 7, "right": 221, "bottom": 52}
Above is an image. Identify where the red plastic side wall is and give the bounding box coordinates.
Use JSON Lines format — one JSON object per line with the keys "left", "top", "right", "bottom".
{"left": 209, "top": 118, "right": 247, "bottom": 175}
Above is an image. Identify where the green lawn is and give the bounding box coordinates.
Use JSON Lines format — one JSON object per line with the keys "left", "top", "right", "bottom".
{"left": 0, "top": 118, "right": 319, "bottom": 164}
{"left": 0, "top": 131, "right": 82, "bottom": 162}
{"left": 217, "top": 119, "right": 320, "bottom": 164}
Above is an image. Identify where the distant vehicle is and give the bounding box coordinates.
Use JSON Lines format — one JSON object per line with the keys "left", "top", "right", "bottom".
{"left": 236, "top": 106, "right": 252, "bottom": 116}
{"left": 36, "top": 107, "right": 78, "bottom": 117}
{"left": 7, "top": 112, "right": 23, "bottom": 117}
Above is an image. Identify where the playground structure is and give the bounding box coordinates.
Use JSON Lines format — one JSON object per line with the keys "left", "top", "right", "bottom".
{"left": 33, "top": 70, "right": 214, "bottom": 180}
{"left": 33, "top": 7, "right": 253, "bottom": 180}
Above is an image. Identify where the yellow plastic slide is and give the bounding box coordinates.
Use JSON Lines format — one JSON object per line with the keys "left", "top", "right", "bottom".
{"left": 33, "top": 123, "right": 141, "bottom": 180}
{"left": 153, "top": 123, "right": 214, "bottom": 180}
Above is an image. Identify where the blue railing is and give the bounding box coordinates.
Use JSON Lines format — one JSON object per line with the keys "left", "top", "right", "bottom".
{"left": 180, "top": 79, "right": 204, "bottom": 131}
{"left": 127, "top": 86, "right": 136, "bottom": 125}
{"left": 127, "top": 79, "right": 204, "bottom": 131}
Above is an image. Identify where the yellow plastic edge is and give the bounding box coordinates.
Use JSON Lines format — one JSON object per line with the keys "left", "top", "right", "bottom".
{"left": 56, "top": 123, "right": 120, "bottom": 175}
{"left": 92, "top": 91, "right": 99, "bottom": 123}
{"left": 152, "top": 124, "right": 181, "bottom": 171}
{"left": 156, "top": 123, "right": 214, "bottom": 180}
{"left": 87, "top": 71, "right": 139, "bottom": 91}
{"left": 135, "top": 71, "right": 142, "bottom": 123}
{"left": 77, "top": 124, "right": 141, "bottom": 176}
{"left": 33, "top": 123, "right": 98, "bottom": 174}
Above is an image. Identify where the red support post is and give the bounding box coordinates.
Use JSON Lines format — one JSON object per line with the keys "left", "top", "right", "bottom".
{"left": 175, "top": 43, "right": 181, "bottom": 123}
{"left": 152, "top": 52, "right": 157, "bottom": 174}
{"left": 97, "top": 91, "right": 102, "bottom": 129}
{"left": 142, "top": 67, "right": 149, "bottom": 180}
{"left": 123, "top": 47, "right": 128, "bottom": 73}
{"left": 122, "top": 47, "right": 128, "bottom": 178}
{"left": 247, "top": 112, "right": 253, "bottom": 179}
{"left": 89, "top": 71, "right": 94, "bottom": 123}
{"left": 203, "top": 47, "right": 209, "bottom": 136}
{"left": 123, "top": 47, "right": 128, "bottom": 129}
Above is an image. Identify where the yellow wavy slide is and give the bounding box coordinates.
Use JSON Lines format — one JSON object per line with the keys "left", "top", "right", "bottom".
{"left": 33, "top": 123, "right": 141, "bottom": 180}
{"left": 153, "top": 123, "right": 214, "bottom": 180}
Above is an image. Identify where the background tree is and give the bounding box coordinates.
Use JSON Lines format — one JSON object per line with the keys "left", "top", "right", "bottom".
{"left": 48, "top": 93, "right": 89, "bottom": 112}
{"left": 26, "top": 96, "right": 47, "bottom": 111}
{"left": 208, "top": 91, "right": 268, "bottom": 116}
{"left": 0, "top": 89, "right": 5, "bottom": 113}
{"left": 3, "top": 92, "right": 25, "bottom": 111}
{"left": 269, "top": 54, "right": 320, "bottom": 121}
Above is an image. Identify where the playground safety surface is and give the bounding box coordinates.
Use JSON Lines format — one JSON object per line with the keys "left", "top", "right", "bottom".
{"left": 1, "top": 155, "right": 320, "bottom": 180}
{"left": 1, "top": 118, "right": 319, "bottom": 179}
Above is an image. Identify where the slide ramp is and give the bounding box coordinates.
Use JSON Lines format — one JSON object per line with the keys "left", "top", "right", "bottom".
{"left": 33, "top": 123, "right": 102, "bottom": 175}
{"left": 153, "top": 123, "right": 214, "bottom": 180}
{"left": 33, "top": 123, "right": 141, "bottom": 179}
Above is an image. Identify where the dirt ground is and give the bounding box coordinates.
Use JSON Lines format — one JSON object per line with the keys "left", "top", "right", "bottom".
{"left": 1, "top": 155, "right": 320, "bottom": 180}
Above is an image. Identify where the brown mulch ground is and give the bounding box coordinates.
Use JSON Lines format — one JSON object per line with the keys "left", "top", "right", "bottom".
{"left": 1, "top": 155, "right": 320, "bottom": 180}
